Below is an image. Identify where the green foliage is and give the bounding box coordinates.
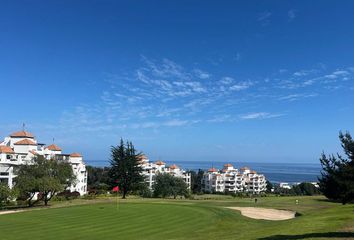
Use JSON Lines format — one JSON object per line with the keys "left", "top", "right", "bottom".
{"left": 15, "top": 156, "right": 75, "bottom": 206}
{"left": 137, "top": 183, "right": 153, "bottom": 198}
{"left": 153, "top": 173, "right": 189, "bottom": 199}
{"left": 189, "top": 169, "right": 204, "bottom": 194}
{"left": 272, "top": 183, "right": 320, "bottom": 196}
{"left": 56, "top": 190, "right": 80, "bottom": 200}
{"left": 109, "top": 139, "right": 144, "bottom": 198}
{"left": 0, "top": 183, "right": 17, "bottom": 208}
{"left": 319, "top": 131, "right": 354, "bottom": 204}
{"left": 266, "top": 180, "right": 273, "bottom": 193}
{"left": 292, "top": 183, "right": 321, "bottom": 196}
{"left": 86, "top": 166, "right": 110, "bottom": 192}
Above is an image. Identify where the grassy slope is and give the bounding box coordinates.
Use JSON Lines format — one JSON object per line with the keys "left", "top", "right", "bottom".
{"left": 0, "top": 196, "right": 353, "bottom": 240}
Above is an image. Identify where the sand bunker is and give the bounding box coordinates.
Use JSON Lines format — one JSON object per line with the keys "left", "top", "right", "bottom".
{"left": 227, "top": 207, "right": 296, "bottom": 221}
{"left": 0, "top": 210, "right": 26, "bottom": 215}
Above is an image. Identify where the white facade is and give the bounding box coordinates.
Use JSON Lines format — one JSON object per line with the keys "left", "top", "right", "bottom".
{"left": 0, "top": 130, "right": 87, "bottom": 195}
{"left": 139, "top": 155, "right": 191, "bottom": 189}
{"left": 202, "top": 164, "right": 267, "bottom": 194}
{"left": 279, "top": 182, "right": 291, "bottom": 189}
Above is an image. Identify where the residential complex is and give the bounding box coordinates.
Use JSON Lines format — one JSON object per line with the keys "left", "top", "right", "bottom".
{"left": 0, "top": 130, "right": 87, "bottom": 195}
{"left": 138, "top": 155, "right": 191, "bottom": 189}
{"left": 202, "top": 164, "right": 267, "bottom": 194}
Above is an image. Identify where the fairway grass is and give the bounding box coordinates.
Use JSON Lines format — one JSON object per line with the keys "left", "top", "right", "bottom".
{"left": 0, "top": 196, "right": 353, "bottom": 240}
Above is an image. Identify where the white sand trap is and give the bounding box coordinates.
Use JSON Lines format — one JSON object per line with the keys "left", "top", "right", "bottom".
{"left": 0, "top": 210, "right": 26, "bottom": 215}
{"left": 227, "top": 207, "right": 296, "bottom": 221}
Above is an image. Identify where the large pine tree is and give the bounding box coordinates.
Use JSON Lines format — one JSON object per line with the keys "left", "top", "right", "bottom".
{"left": 319, "top": 131, "right": 354, "bottom": 204}
{"left": 109, "top": 139, "right": 144, "bottom": 199}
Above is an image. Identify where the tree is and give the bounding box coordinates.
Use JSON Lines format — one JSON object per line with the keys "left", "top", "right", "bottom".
{"left": 292, "top": 183, "right": 321, "bottom": 196}
{"left": 0, "top": 183, "right": 17, "bottom": 208}
{"left": 109, "top": 139, "right": 144, "bottom": 199}
{"left": 319, "top": 131, "right": 354, "bottom": 204}
{"left": 266, "top": 180, "right": 273, "bottom": 193}
{"left": 16, "top": 156, "right": 75, "bottom": 206}
{"left": 153, "top": 173, "right": 189, "bottom": 199}
{"left": 190, "top": 169, "right": 204, "bottom": 194}
{"left": 86, "top": 166, "right": 110, "bottom": 193}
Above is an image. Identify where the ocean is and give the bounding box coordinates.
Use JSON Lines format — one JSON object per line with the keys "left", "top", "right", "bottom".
{"left": 87, "top": 160, "right": 322, "bottom": 184}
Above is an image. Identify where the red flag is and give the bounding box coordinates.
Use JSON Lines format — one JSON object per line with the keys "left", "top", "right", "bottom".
{"left": 112, "top": 186, "right": 119, "bottom": 192}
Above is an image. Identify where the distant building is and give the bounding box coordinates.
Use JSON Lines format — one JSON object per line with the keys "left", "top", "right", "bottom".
{"left": 202, "top": 164, "right": 267, "bottom": 194}
{"left": 279, "top": 182, "right": 291, "bottom": 189}
{"left": 0, "top": 130, "right": 87, "bottom": 195}
{"left": 139, "top": 155, "right": 191, "bottom": 189}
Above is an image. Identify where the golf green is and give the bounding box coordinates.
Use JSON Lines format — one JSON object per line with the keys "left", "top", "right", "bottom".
{"left": 0, "top": 196, "right": 353, "bottom": 240}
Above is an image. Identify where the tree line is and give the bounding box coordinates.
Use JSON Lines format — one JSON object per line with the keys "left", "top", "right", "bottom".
{"left": 1, "top": 131, "right": 353, "bottom": 209}
{"left": 1, "top": 155, "right": 75, "bottom": 208}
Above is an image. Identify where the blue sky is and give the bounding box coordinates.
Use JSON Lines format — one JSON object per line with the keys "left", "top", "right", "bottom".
{"left": 1, "top": 1, "right": 354, "bottom": 165}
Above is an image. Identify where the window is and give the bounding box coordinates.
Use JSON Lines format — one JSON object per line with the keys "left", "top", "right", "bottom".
{"left": 0, "top": 172, "right": 9, "bottom": 176}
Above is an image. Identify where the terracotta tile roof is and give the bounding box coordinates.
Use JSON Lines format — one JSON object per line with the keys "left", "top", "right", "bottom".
{"left": 224, "top": 163, "right": 233, "bottom": 167}
{"left": 10, "top": 131, "right": 34, "bottom": 138}
{"left": 169, "top": 164, "right": 179, "bottom": 169}
{"left": 46, "top": 144, "right": 62, "bottom": 151}
{"left": 0, "top": 146, "right": 14, "bottom": 154}
{"left": 137, "top": 154, "right": 148, "bottom": 160}
{"left": 155, "top": 160, "right": 165, "bottom": 165}
{"left": 14, "top": 139, "right": 36, "bottom": 145}
{"left": 70, "top": 152, "right": 82, "bottom": 157}
{"left": 250, "top": 170, "right": 257, "bottom": 174}
{"left": 208, "top": 167, "right": 218, "bottom": 172}
{"left": 240, "top": 167, "right": 250, "bottom": 171}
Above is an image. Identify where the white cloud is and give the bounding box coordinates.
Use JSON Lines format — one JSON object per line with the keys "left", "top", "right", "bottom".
{"left": 207, "top": 115, "right": 232, "bottom": 123}
{"left": 53, "top": 57, "right": 354, "bottom": 135}
{"left": 332, "top": 70, "right": 349, "bottom": 76}
{"left": 293, "top": 69, "right": 316, "bottom": 77}
{"left": 278, "top": 93, "right": 318, "bottom": 101}
{"left": 220, "top": 77, "right": 234, "bottom": 85}
{"left": 324, "top": 74, "right": 337, "bottom": 79}
{"left": 163, "top": 119, "right": 189, "bottom": 127}
{"left": 229, "top": 81, "right": 253, "bottom": 91}
{"left": 194, "top": 69, "right": 210, "bottom": 79}
{"left": 240, "top": 112, "right": 283, "bottom": 120}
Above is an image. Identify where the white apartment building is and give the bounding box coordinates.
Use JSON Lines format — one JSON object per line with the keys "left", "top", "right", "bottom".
{"left": 0, "top": 130, "right": 87, "bottom": 195}
{"left": 202, "top": 164, "right": 267, "bottom": 194}
{"left": 139, "top": 155, "right": 191, "bottom": 189}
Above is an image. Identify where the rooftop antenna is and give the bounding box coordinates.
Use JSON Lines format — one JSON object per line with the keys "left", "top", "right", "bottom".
{"left": 22, "top": 123, "right": 25, "bottom": 131}
{"left": 53, "top": 137, "right": 55, "bottom": 144}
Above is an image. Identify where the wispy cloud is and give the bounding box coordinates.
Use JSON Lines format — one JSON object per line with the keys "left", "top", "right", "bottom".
{"left": 258, "top": 11, "right": 272, "bottom": 26}
{"left": 193, "top": 69, "right": 211, "bottom": 79}
{"left": 49, "top": 57, "right": 354, "bottom": 135}
{"left": 240, "top": 112, "right": 284, "bottom": 120}
{"left": 288, "top": 9, "right": 296, "bottom": 21}
{"left": 278, "top": 93, "right": 318, "bottom": 102}
{"left": 229, "top": 81, "right": 253, "bottom": 91}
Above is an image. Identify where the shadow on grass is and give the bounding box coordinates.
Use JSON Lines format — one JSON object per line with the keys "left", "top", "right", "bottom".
{"left": 314, "top": 198, "right": 354, "bottom": 205}
{"left": 258, "top": 232, "right": 354, "bottom": 239}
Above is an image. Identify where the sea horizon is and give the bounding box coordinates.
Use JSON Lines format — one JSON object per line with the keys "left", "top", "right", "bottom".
{"left": 86, "top": 159, "right": 321, "bottom": 184}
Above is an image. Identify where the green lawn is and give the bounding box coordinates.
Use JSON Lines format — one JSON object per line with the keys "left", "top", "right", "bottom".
{"left": 0, "top": 196, "right": 353, "bottom": 240}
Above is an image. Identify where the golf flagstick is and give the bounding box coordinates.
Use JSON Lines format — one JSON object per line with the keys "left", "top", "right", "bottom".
{"left": 112, "top": 185, "right": 119, "bottom": 211}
